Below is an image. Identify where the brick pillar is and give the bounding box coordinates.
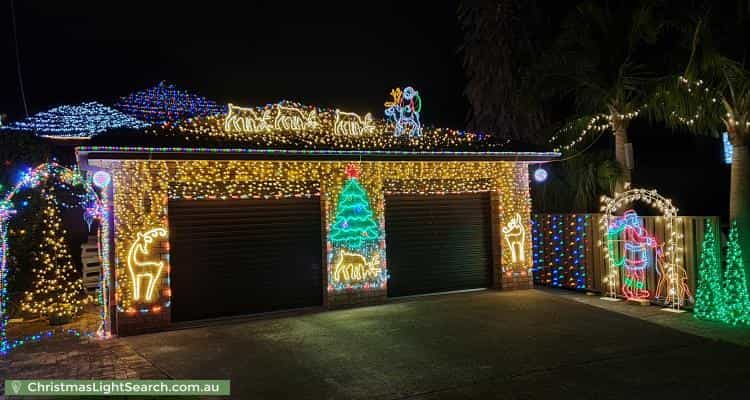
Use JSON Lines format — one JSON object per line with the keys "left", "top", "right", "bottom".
{"left": 497, "top": 163, "right": 534, "bottom": 290}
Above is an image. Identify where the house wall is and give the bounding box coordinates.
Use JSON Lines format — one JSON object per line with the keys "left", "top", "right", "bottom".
{"left": 90, "top": 159, "right": 534, "bottom": 335}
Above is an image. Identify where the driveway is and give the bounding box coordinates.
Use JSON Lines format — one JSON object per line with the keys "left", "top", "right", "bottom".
{"left": 124, "top": 290, "right": 750, "bottom": 399}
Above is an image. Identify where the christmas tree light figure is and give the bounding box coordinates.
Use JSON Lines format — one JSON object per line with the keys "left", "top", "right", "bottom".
{"left": 328, "top": 164, "right": 385, "bottom": 289}
{"left": 329, "top": 164, "right": 381, "bottom": 250}
{"left": 20, "top": 186, "right": 88, "bottom": 324}
{"left": 694, "top": 221, "right": 724, "bottom": 321}
{"left": 720, "top": 221, "right": 750, "bottom": 325}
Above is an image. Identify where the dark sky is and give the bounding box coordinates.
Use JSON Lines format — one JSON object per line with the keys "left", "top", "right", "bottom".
{"left": 0, "top": 1, "right": 732, "bottom": 218}
{"left": 1, "top": 1, "right": 468, "bottom": 127}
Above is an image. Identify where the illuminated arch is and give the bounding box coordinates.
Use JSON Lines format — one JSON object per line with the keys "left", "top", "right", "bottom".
{"left": 600, "top": 185, "right": 688, "bottom": 310}
{"left": 0, "top": 163, "right": 111, "bottom": 354}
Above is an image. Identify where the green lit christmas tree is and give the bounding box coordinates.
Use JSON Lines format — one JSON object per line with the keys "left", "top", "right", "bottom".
{"left": 694, "top": 221, "right": 724, "bottom": 321}
{"left": 329, "top": 164, "right": 380, "bottom": 250}
{"left": 720, "top": 221, "right": 750, "bottom": 325}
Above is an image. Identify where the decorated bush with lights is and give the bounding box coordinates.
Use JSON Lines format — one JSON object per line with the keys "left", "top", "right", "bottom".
{"left": 20, "top": 185, "right": 89, "bottom": 323}
{"left": 1, "top": 163, "right": 109, "bottom": 354}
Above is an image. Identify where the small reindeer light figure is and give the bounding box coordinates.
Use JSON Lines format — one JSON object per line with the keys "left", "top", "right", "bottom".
{"left": 127, "top": 228, "right": 167, "bottom": 302}
{"left": 502, "top": 213, "right": 526, "bottom": 263}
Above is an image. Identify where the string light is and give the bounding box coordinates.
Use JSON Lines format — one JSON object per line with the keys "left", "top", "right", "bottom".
{"left": 531, "top": 214, "right": 589, "bottom": 289}
{"left": 96, "top": 157, "right": 535, "bottom": 310}
{"left": 0, "top": 163, "right": 110, "bottom": 354}
{"left": 20, "top": 185, "right": 91, "bottom": 320}
{"left": 2, "top": 102, "right": 148, "bottom": 138}
{"left": 549, "top": 106, "right": 644, "bottom": 153}
{"left": 114, "top": 81, "right": 224, "bottom": 124}
{"left": 158, "top": 99, "right": 499, "bottom": 151}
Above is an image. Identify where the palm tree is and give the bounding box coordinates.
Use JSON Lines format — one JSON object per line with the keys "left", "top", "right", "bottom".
{"left": 650, "top": 8, "right": 750, "bottom": 281}
{"left": 533, "top": 150, "right": 622, "bottom": 213}
{"left": 458, "top": 0, "right": 557, "bottom": 144}
{"left": 542, "top": 1, "right": 664, "bottom": 191}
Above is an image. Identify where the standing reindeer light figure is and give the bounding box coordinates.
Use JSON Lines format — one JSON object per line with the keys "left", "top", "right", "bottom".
{"left": 503, "top": 213, "right": 526, "bottom": 263}
{"left": 127, "top": 228, "right": 167, "bottom": 302}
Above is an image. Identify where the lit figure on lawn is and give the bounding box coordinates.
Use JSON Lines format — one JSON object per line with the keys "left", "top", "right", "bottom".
{"left": 608, "top": 210, "right": 656, "bottom": 300}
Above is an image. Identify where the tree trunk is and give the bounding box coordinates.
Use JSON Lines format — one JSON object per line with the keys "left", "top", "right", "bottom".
{"left": 614, "top": 122, "right": 631, "bottom": 193}
{"left": 730, "top": 144, "right": 750, "bottom": 289}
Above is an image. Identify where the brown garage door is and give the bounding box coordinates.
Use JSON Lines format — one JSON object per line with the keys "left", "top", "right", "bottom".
{"left": 385, "top": 193, "right": 493, "bottom": 297}
{"left": 168, "top": 198, "right": 323, "bottom": 322}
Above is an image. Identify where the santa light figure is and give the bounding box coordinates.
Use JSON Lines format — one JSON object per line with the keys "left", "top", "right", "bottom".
{"left": 608, "top": 210, "right": 657, "bottom": 300}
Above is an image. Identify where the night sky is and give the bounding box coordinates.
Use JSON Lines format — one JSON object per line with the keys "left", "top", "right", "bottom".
{"left": 1, "top": 2, "right": 468, "bottom": 126}
{"left": 0, "top": 1, "right": 731, "bottom": 218}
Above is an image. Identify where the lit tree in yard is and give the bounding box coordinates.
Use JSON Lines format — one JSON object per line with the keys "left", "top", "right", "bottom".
{"left": 720, "top": 221, "right": 750, "bottom": 325}
{"left": 20, "top": 185, "right": 88, "bottom": 324}
{"left": 693, "top": 220, "right": 724, "bottom": 321}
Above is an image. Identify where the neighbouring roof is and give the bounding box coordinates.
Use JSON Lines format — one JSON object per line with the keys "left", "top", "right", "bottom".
{"left": 113, "top": 81, "right": 225, "bottom": 124}
{"left": 2, "top": 101, "right": 149, "bottom": 139}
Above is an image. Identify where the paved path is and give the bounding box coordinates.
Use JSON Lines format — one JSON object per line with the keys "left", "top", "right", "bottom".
{"left": 0, "top": 336, "right": 168, "bottom": 396}
{"left": 122, "top": 290, "right": 750, "bottom": 399}
{"left": 546, "top": 288, "right": 750, "bottom": 347}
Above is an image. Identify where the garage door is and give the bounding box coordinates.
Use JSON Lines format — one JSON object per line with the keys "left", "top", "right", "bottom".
{"left": 385, "top": 193, "right": 492, "bottom": 297}
{"left": 168, "top": 198, "right": 323, "bottom": 322}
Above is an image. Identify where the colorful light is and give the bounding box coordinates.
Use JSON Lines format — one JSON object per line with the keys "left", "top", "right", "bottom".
{"left": 531, "top": 214, "right": 589, "bottom": 289}
{"left": 600, "top": 187, "right": 686, "bottom": 309}
{"left": 95, "top": 157, "right": 534, "bottom": 308}
{"left": 607, "top": 210, "right": 655, "bottom": 300}
{"left": 723, "top": 132, "right": 733, "bottom": 164}
{"left": 2, "top": 102, "right": 148, "bottom": 138}
{"left": 0, "top": 163, "right": 110, "bottom": 354}
{"left": 533, "top": 167, "right": 548, "bottom": 183}
{"left": 114, "top": 81, "right": 224, "bottom": 124}
{"left": 92, "top": 171, "right": 112, "bottom": 189}
{"left": 384, "top": 86, "right": 422, "bottom": 137}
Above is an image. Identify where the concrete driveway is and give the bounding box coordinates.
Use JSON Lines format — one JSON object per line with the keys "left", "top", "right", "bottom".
{"left": 124, "top": 290, "right": 750, "bottom": 399}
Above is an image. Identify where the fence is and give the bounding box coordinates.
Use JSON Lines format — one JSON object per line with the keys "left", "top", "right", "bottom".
{"left": 531, "top": 214, "right": 720, "bottom": 306}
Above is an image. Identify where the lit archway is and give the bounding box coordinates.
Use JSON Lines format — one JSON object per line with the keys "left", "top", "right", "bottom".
{"left": 0, "top": 163, "right": 111, "bottom": 354}
{"left": 600, "top": 186, "right": 688, "bottom": 311}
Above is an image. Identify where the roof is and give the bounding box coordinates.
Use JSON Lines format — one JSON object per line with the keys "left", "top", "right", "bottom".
{"left": 2, "top": 86, "right": 559, "bottom": 160}
{"left": 77, "top": 146, "right": 560, "bottom": 162}
{"left": 2, "top": 102, "right": 148, "bottom": 139}
{"left": 113, "top": 81, "right": 224, "bottom": 123}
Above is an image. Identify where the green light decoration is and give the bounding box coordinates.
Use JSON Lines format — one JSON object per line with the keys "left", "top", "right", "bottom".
{"left": 329, "top": 164, "right": 381, "bottom": 250}
{"left": 693, "top": 221, "right": 724, "bottom": 321}
{"left": 720, "top": 221, "right": 750, "bottom": 325}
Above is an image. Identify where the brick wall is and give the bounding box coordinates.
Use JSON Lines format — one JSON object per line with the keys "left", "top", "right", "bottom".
{"left": 327, "top": 288, "right": 387, "bottom": 309}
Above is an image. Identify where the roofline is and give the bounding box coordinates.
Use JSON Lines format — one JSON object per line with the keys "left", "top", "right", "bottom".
{"left": 75, "top": 146, "right": 560, "bottom": 164}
